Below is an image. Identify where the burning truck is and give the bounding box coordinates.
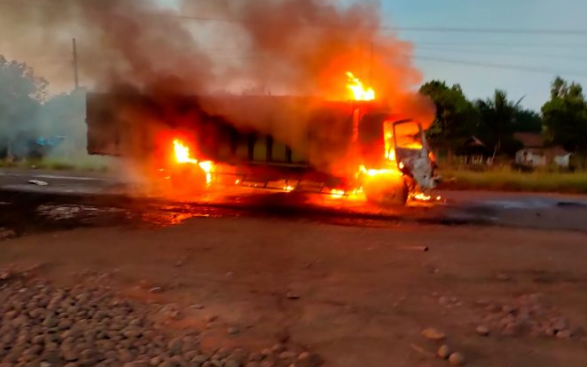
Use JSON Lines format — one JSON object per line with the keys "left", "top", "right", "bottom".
{"left": 86, "top": 74, "right": 439, "bottom": 205}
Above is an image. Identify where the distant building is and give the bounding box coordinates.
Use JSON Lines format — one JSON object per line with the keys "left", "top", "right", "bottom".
{"left": 513, "top": 132, "right": 571, "bottom": 169}
{"left": 456, "top": 136, "right": 492, "bottom": 165}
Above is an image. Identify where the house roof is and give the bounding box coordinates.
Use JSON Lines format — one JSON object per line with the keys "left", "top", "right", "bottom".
{"left": 514, "top": 132, "right": 544, "bottom": 148}
{"left": 462, "top": 136, "right": 486, "bottom": 147}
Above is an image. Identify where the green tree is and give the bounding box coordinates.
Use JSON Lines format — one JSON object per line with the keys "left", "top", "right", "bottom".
{"left": 419, "top": 80, "right": 479, "bottom": 158}
{"left": 541, "top": 77, "right": 587, "bottom": 153}
{"left": 476, "top": 90, "right": 521, "bottom": 157}
{"left": 0, "top": 56, "right": 47, "bottom": 159}
{"left": 514, "top": 109, "right": 542, "bottom": 133}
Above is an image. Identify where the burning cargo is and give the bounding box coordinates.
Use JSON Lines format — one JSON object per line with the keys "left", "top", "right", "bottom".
{"left": 86, "top": 88, "right": 438, "bottom": 205}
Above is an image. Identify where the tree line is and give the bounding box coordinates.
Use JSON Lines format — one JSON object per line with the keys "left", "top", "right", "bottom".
{"left": 419, "top": 77, "right": 587, "bottom": 159}
{"left": 0, "top": 56, "right": 85, "bottom": 159}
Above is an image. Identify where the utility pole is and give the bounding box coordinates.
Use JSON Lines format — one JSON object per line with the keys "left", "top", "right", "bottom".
{"left": 72, "top": 38, "right": 79, "bottom": 90}
{"left": 369, "top": 41, "right": 374, "bottom": 85}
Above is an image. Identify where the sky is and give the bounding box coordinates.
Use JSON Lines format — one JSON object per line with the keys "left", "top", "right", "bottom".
{"left": 4, "top": 0, "right": 586, "bottom": 112}
{"left": 155, "top": 0, "right": 587, "bottom": 111}
{"left": 380, "top": 0, "right": 587, "bottom": 110}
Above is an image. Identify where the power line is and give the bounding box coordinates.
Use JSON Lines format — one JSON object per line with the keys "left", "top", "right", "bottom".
{"left": 388, "top": 26, "right": 587, "bottom": 36}
{"left": 4, "top": 0, "right": 587, "bottom": 78}
{"left": 146, "top": 10, "right": 587, "bottom": 36}
{"left": 2, "top": 0, "right": 587, "bottom": 36}
{"left": 416, "top": 41, "right": 587, "bottom": 50}
{"left": 10, "top": 51, "right": 587, "bottom": 78}
{"left": 72, "top": 38, "right": 79, "bottom": 90}
{"left": 414, "top": 55, "right": 587, "bottom": 77}
{"left": 152, "top": 14, "right": 587, "bottom": 36}
{"left": 0, "top": 0, "right": 54, "bottom": 8}
{"left": 416, "top": 46, "right": 587, "bottom": 62}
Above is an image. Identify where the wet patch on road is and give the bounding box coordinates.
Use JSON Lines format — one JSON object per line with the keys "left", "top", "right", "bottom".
{"left": 5, "top": 186, "right": 587, "bottom": 238}
{"left": 0, "top": 188, "right": 502, "bottom": 239}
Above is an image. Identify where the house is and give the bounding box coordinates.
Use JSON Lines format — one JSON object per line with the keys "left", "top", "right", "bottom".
{"left": 456, "top": 136, "right": 492, "bottom": 165}
{"left": 513, "top": 132, "right": 571, "bottom": 169}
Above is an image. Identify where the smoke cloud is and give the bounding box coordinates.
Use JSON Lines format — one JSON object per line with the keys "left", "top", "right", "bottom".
{"left": 0, "top": 0, "right": 434, "bottom": 173}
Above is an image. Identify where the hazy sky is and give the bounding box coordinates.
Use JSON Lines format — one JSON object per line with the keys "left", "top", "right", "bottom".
{"left": 5, "top": 0, "right": 583, "bottom": 111}
{"left": 382, "top": 0, "right": 587, "bottom": 110}
{"left": 158, "top": 0, "right": 587, "bottom": 110}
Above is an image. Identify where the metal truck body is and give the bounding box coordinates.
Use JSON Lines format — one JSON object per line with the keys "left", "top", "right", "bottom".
{"left": 86, "top": 92, "right": 438, "bottom": 204}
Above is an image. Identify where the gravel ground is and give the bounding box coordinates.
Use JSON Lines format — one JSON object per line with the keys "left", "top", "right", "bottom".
{"left": 0, "top": 267, "right": 321, "bottom": 367}
{"left": 3, "top": 210, "right": 587, "bottom": 366}
{"left": 473, "top": 293, "right": 584, "bottom": 339}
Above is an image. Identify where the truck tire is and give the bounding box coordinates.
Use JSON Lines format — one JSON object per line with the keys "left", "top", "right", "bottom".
{"left": 363, "top": 174, "right": 408, "bottom": 206}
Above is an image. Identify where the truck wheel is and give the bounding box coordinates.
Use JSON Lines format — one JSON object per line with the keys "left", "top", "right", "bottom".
{"left": 363, "top": 174, "right": 408, "bottom": 206}
{"left": 169, "top": 164, "right": 207, "bottom": 194}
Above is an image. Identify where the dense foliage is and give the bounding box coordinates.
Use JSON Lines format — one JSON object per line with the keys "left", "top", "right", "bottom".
{"left": 420, "top": 77, "right": 587, "bottom": 158}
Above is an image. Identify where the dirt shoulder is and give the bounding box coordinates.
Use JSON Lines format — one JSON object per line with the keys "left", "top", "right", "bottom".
{"left": 2, "top": 218, "right": 587, "bottom": 367}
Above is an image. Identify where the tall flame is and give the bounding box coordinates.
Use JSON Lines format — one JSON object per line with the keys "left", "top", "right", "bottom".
{"left": 383, "top": 122, "right": 395, "bottom": 161}
{"left": 198, "top": 160, "right": 214, "bottom": 184}
{"left": 173, "top": 139, "right": 214, "bottom": 185}
{"left": 346, "top": 72, "right": 375, "bottom": 101}
{"left": 173, "top": 139, "right": 198, "bottom": 164}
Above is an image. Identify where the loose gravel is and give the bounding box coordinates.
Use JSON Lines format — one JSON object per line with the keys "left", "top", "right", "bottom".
{"left": 0, "top": 269, "right": 321, "bottom": 367}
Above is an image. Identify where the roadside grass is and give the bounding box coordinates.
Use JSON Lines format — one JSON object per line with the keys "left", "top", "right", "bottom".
{"left": 0, "top": 156, "right": 112, "bottom": 173}
{"left": 3, "top": 156, "right": 586, "bottom": 194}
{"left": 440, "top": 168, "right": 587, "bottom": 194}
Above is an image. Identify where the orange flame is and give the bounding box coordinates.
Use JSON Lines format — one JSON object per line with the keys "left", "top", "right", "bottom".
{"left": 403, "top": 142, "right": 424, "bottom": 150}
{"left": 198, "top": 161, "right": 214, "bottom": 184}
{"left": 330, "top": 189, "right": 345, "bottom": 198}
{"left": 173, "top": 139, "right": 214, "bottom": 185}
{"left": 358, "top": 165, "right": 402, "bottom": 178}
{"left": 412, "top": 193, "right": 431, "bottom": 201}
{"left": 383, "top": 122, "right": 395, "bottom": 161}
{"left": 173, "top": 139, "right": 198, "bottom": 164}
{"left": 410, "top": 193, "right": 442, "bottom": 202}
{"left": 346, "top": 72, "right": 375, "bottom": 101}
{"left": 284, "top": 185, "right": 295, "bottom": 192}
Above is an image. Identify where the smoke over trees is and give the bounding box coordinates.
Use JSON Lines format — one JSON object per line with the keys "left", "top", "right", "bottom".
{"left": 0, "top": 55, "right": 87, "bottom": 161}
{"left": 0, "top": 0, "right": 432, "bottom": 108}
{"left": 0, "top": 57, "right": 46, "bottom": 159}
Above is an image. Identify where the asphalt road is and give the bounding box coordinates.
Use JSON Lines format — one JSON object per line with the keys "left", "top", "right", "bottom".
{"left": 1, "top": 168, "right": 587, "bottom": 232}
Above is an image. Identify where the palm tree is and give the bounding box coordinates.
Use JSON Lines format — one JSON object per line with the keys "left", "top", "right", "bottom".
{"left": 476, "top": 90, "right": 523, "bottom": 158}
